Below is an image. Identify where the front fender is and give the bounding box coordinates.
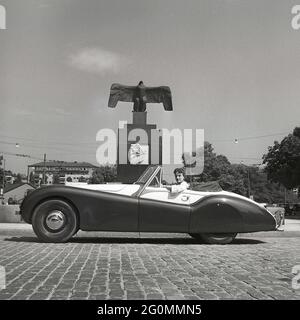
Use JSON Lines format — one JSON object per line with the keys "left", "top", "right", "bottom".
{"left": 20, "top": 186, "right": 79, "bottom": 224}
{"left": 20, "top": 185, "right": 139, "bottom": 232}
{"left": 189, "top": 194, "right": 276, "bottom": 233}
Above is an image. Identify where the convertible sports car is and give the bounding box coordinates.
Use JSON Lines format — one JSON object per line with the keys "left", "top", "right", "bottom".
{"left": 20, "top": 165, "right": 283, "bottom": 244}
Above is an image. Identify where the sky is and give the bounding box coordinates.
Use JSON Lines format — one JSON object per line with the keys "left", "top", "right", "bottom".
{"left": 0, "top": 0, "right": 300, "bottom": 181}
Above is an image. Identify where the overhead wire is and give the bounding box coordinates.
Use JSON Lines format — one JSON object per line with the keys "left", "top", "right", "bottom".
{"left": 0, "top": 130, "right": 291, "bottom": 166}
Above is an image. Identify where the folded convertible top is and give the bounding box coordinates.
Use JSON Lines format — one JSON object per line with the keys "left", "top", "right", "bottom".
{"left": 189, "top": 181, "right": 223, "bottom": 192}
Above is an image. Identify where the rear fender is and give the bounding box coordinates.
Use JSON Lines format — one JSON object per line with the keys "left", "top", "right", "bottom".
{"left": 189, "top": 195, "right": 243, "bottom": 233}
{"left": 189, "top": 194, "right": 276, "bottom": 233}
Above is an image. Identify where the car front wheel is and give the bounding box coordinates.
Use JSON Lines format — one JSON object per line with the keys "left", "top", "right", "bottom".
{"left": 32, "top": 199, "right": 78, "bottom": 243}
{"left": 190, "top": 233, "right": 237, "bottom": 244}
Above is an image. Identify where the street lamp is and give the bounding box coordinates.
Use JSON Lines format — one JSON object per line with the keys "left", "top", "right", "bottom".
{"left": 241, "top": 161, "right": 251, "bottom": 198}
{"left": 0, "top": 155, "right": 5, "bottom": 203}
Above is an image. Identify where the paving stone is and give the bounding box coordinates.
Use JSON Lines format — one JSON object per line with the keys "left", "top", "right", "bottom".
{"left": 0, "top": 232, "right": 300, "bottom": 300}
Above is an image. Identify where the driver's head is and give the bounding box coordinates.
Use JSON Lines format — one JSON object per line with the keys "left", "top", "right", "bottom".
{"left": 173, "top": 167, "right": 185, "bottom": 184}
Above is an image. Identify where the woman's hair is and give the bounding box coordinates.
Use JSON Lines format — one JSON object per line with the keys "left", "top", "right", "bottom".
{"left": 173, "top": 167, "right": 185, "bottom": 176}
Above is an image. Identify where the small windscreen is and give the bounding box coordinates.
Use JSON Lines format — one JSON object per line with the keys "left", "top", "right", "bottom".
{"left": 135, "top": 166, "right": 158, "bottom": 185}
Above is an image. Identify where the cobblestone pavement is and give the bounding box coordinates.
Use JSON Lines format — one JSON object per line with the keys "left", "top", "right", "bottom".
{"left": 0, "top": 227, "right": 300, "bottom": 300}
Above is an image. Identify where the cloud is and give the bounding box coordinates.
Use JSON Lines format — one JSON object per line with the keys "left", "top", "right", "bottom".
{"left": 12, "top": 108, "right": 35, "bottom": 117}
{"left": 68, "top": 47, "right": 130, "bottom": 75}
{"left": 54, "top": 108, "right": 72, "bottom": 116}
{"left": 11, "top": 107, "right": 72, "bottom": 120}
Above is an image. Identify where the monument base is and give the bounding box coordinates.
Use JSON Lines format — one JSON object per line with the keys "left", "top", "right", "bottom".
{"left": 116, "top": 114, "right": 162, "bottom": 183}
{"left": 117, "top": 165, "right": 148, "bottom": 184}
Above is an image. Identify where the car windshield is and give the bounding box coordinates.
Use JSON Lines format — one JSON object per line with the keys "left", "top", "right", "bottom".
{"left": 134, "top": 166, "right": 160, "bottom": 185}
{"left": 146, "top": 169, "right": 162, "bottom": 187}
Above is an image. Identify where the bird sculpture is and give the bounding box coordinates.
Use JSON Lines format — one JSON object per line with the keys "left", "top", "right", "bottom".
{"left": 108, "top": 81, "right": 173, "bottom": 112}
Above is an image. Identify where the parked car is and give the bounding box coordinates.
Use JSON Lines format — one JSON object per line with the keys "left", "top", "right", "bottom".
{"left": 259, "top": 203, "right": 285, "bottom": 228}
{"left": 20, "top": 165, "right": 283, "bottom": 244}
{"left": 284, "top": 203, "right": 299, "bottom": 216}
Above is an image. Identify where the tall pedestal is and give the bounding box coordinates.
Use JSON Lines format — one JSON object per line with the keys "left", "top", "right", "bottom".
{"left": 117, "top": 112, "right": 162, "bottom": 183}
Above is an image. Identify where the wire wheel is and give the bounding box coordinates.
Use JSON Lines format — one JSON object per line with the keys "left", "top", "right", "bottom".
{"left": 190, "top": 233, "right": 237, "bottom": 244}
{"left": 32, "top": 199, "right": 77, "bottom": 243}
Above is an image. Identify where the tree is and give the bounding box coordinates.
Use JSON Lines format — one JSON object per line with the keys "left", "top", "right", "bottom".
{"left": 0, "top": 168, "right": 3, "bottom": 187}
{"left": 263, "top": 127, "right": 300, "bottom": 190}
{"left": 181, "top": 140, "right": 297, "bottom": 202}
{"left": 198, "top": 142, "right": 232, "bottom": 182}
{"left": 89, "top": 170, "right": 104, "bottom": 184}
{"left": 14, "top": 173, "right": 22, "bottom": 184}
{"left": 218, "top": 173, "right": 247, "bottom": 195}
{"left": 239, "top": 165, "right": 288, "bottom": 203}
{"left": 293, "top": 127, "right": 300, "bottom": 138}
{"left": 219, "top": 163, "right": 248, "bottom": 196}
{"left": 89, "top": 165, "right": 117, "bottom": 184}
{"left": 98, "top": 165, "right": 117, "bottom": 182}
{"left": 183, "top": 142, "right": 247, "bottom": 195}
{"left": 52, "top": 174, "right": 60, "bottom": 184}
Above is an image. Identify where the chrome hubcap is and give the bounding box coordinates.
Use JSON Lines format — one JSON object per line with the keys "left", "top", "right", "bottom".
{"left": 45, "top": 210, "right": 65, "bottom": 230}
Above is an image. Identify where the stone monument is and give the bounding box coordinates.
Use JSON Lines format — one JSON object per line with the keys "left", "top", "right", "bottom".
{"left": 108, "top": 81, "right": 173, "bottom": 183}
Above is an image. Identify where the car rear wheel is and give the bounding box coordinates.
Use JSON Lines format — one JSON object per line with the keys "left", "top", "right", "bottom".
{"left": 190, "top": 233, "right": 237, "bottom": 244}
{"left": 32, "top": 199, "right": 77, "bottom": 243}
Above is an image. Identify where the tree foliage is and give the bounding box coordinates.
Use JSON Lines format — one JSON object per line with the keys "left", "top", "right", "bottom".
{"left": 183, "top": 141, "right": 296, "bottom": 203}
{"left": 263, "top": 127, "right": 300, "bottom": 189}
{"left": 0, "top": 168, "right": 3, "bottom": 187}
{"left": 194, "top": 142, "right": 248, "bottom": 195}
{"left": 52, "top": 174, "right": 60, "bottom": 184}
{"left": 89, "top": 165, "right": 117, "bottom": 184}
{"left": 14, "top": 173, "right": 22, "bottom": 184}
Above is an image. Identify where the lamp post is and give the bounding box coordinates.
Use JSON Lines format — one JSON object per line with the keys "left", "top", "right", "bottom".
{"left": 42, "top": 153, "right": 46, "bottom": 185}
{"left": 0, "top": 154, "right": 4, "bottom": 202}
{"left": 247, "top": 167, "right": 251, "bottom": 198}
{"left": 240, "top": 160, "right": 251, "bottom": 198}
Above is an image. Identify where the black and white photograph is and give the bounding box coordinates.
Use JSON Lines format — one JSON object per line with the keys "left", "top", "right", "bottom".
{"left": 0, "top": 0, "right": 299, "bottom": 312}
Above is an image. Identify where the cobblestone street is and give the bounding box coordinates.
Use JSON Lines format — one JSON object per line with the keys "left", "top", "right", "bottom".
{"left": 0, "top": 226, "right": 300, "bottom": 300}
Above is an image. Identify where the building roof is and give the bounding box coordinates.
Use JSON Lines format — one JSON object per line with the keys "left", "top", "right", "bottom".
{"left": 4, "top": 182, "right": 35, "bottom": 193}
{"left": 28, "top": 161, "right": 97, "bottom": 168}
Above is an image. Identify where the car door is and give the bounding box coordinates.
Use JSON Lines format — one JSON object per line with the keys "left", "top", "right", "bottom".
{"left": 76, "top": 189, "right": 139, "bottom": 232}
{"left": 138, "top": 186, "right": 191, "bottom": 232}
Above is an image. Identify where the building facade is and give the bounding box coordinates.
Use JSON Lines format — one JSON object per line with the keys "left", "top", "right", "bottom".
{"left": 28, "top": 161, "right": 97, "bottom": 186}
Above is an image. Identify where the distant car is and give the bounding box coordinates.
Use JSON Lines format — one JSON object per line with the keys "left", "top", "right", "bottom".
{"left": 284, "top": 204, "right": 299, "bottom": 216}
{"left": 20, "top": 165, "right": 283, "bottom": 244}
